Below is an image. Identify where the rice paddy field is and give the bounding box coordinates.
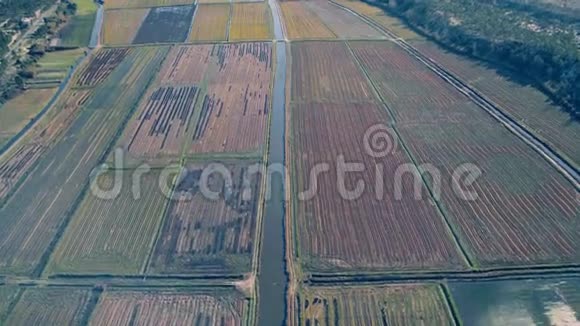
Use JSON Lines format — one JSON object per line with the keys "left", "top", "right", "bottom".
{"left": 289, "top": 41, "right": 466, "bottom": 272}
{"left": 102, "top": 8, "right": 150, "bottom": 45}
{"left": 0, "top": 46, "right": 168, "bottom": 276}
{"left": 149, "top": 162, "right": 262, "bottom": 275}
{"left": 104, "top": 0, "right": 195, "bottom": 9}
{"left": 0, "top": 0, "right": 578, "bottom": 322}
{"left": 2, "top": 287, "right": 92, "bottom": 325}
{"left": 113, "top": 42, "right": 272, "bottom": 166}
{"left": 292, "top": 284, "right": 455, "bottom": 325}
{"left": 46, "top": 169, "right": 172, "bottom": 275}
{"left": 90, "top": 290, "right": 248, "bottom": 325}
{"left": 133, "top": 5, "right": 196, "bottom": 44}
{"left": 188, "top": 4, "right": 231, "bottom": 42}
{"left": 413, "top": 41, "right": 580, "bottom": 166}
{"left": 280, "top": 2, "right": 336, "bottom": 40}
{"left": 229, "top": 3, "right": 273, "bottom": 41}
{"left": 349, "top": 40, "right": 579, "bottom": 268}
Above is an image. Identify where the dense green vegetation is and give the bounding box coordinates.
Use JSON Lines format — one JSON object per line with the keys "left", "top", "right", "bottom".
{"left": 0, "top": 0, "right": 56, "bottom": 21}
{"left": 374, "top": 0, "right": 580, "bottom": 119}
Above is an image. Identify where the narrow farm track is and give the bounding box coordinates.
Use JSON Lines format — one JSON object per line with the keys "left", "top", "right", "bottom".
{"left": 330, "top": 0, "right": 580, "bottom": 189}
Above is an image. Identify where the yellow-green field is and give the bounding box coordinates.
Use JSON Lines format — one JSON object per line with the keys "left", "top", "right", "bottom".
{"left": 0, "top": 88, "right": 57, "bottom": 139}
{"left": 188, "top": 4, "right": 231, "bottom": 41}
{"left": 229, "top": 3, "right": 272, "bottom": 41}
{"left": 102, "top": 8, "right": 150, "bottom": 45}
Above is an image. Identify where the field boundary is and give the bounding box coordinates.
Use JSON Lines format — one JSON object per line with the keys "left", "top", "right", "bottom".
{"left": 330, "top": 0, "right": 580, "bottom": 188}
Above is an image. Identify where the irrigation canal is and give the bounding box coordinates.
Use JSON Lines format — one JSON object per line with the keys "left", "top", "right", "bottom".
{"left": 256, "top": 1, "right": 288, "bottom": 324}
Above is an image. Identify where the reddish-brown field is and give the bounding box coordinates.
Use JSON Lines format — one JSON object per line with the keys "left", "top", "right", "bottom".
{"left": 90, "top": 290, "right": 246, "bottom": 325}
{"left": 74, "top": 48, "right": 131, "bottom": 87}
{"left": 189, "top": 43, "right": 272, "bottom": 154}
{"left": 350, "top": 41, "right": 579, "bottom": 267}
{"left": 291, "top": 102, "right": 466, "bottom": 272}
{"left": 291, "top": 42, "right": 374, "bottom": 103}
{"left": 150, "top": 162, "right": 261, "bottom": 275}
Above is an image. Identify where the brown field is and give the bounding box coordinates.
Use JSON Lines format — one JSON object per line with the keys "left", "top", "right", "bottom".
{"left": 280, "top": 2, "right": 335, "bottom": 40}
{"left": 190, "top": 43, "right": 272, "bottom": 154}
{"left": 73, "top": 48, "right": 131, "bottom": 87}
{"left": 90, "top": 290, "right": 246, "bottom": 325}
{"left": 4, "top": 287, "right": 91, "bottom": 325}
{"left": 304, "top": 1, "right": 383, "bottom": 39}
{"left": 229, "top": 3, "right": 272, "bottom": 40}
{"left": 350, "top": 41, "right": 579, "bottom": 267}
{"left": 294, "top": 284, "right": 454, "bottom": 325}
{"left": 413, "top": 41, "right": 580, "bottom": 164}
{"left": 291, "top": 42, "right": 374, "bottom": 103}
{"left": 291, "top": 102, "right": 466, "bottom": 271}
{"left": 188, "top": 4, "right": 230, "bottom": 41}
{"left": 0, "top": 90, "right": 91, "bottom": 201}
{"left": 102, "top": 8, "right": 149, "bottom": 45}
{"left": 150, "top": 162, "right": 261, "bottom": 274}
{"left": 104, "top": 0, "right": 194, "bottom": 9}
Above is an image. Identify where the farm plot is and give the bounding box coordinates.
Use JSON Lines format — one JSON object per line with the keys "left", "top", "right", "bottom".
{"left": 0, "top": 286, "right": 20, "bottom": 321}
{"left": 47, "top": 169, "right": 172, "bottom": 275}
{"left": 102, "top": 8, "right": 150, "bottom": 45}
{"left": 58, "top": 0, "right": 98, "bottom": 47}
{"left": 280, "top": 2, "right": 335, "bottom": 40}
{"left": 121, "top": 86, "right": 200, "bottom": 160}
{"left": 25, "top": 48, "right": 84, "bottom": 88}
{"left": 294, "top": 284, "right": 454, "bottom": 325}
{"left": 189, "top": 43, "right": 272, "bottom": 154}
{"left": 0, "top": 89, "right": 91, "bottom": 203}
{"left": 229, "top": 3, "right": 272, "bottom": 41}
{"left": 333, "top": 0, "right": 423, "bottom": 41}
{"left": 0, "top": 88, "right": 56, "bottom": 141}
{"left": 105, "top": 0, "right": 194, "bottom": 9}
{"left": 73, "top": 48, "right": 132, "bottom": 87}
{"left": 304, "top": 1, "right": 383, "bottom": 39}
{"left": 3, "top": 287, "right": 91, "bottom": 325}
{"left": 133, "top": 5, "right": 195, "bottom": 44}
{"left": 291, "top": 42, "right": 374, "bottom": 103}
{"left": 90, "top": 290, "right": 247, "bottom": 325}
{"left": 291, "top": 102, "right": 465, "bottom": 272}
{"left": 414, "top": 41, "right": 580, "bottom": 165}
{"left": 0, "top": 47, "right": 168, "bottom": 276}
{"left": 188, "top": 4, "right": 230, "bottom": 42}
{"left": 149, "top": 162, "right": 261, "bottom": 275}
{"left": 350, "top": 41, "right": 580, "bottom": 267}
